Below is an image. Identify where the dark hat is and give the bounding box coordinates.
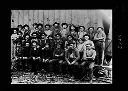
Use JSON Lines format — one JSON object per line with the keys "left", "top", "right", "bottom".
{"left": 97, "top": 27, "right": 104, "bottom": 30}
{"left": 31, "top": 40, "right": 38, "bottom": 44}
{"left": 88, "top": 27, "right": 94, "bottom": 30}
{"left": 23, "top": 24, "right": 29, "bottom": 29}
{"left": 38, "top": 23, "right": 43, "bottom": 28}
{"left": 33, "top": 23, "right": 38, "bottom": 26}
{"left": 61, "top": 23, "right": 68, "bottom": 27}
{"left": 45, "top": 24, "right": 51, "bottom": 28}
{"left": 83, "top": 34, "right": 89, "bottom": 37}
{"left": 79, "top": 26, "right": 85, "bottom": 30}
{"left": 17, "top": 31, "right": 23, "bottom": 34}
{"left": 17, "top": 25, "right": 22, "bottom": 28}
{"left": 53, "top": 22, "right": 60, "bottom": 26}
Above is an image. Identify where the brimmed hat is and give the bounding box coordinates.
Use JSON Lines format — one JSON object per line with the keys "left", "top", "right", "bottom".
{"left": 61, "top": 23, "right": 68, "bottom": 27}
{"left": 88, "top": 27, "right": 94, "bottom": 30}
{"left": 79, "top": 26, "right": 85, "bottom": 30}
{"left": 45, "top": 24, "right": 51, "bottom": 28}
{"left": 23, "top": 24, "right": 29, "bottom": 29}
{"left": 53, "top": 22, "right": 60, "bottom": 26}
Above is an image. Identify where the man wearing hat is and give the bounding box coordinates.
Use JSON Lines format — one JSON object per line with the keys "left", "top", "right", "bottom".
{"left": 23, "top": 24, "right": 31, "bottom": 37}
{"left": 78, "top": 26, "right": 87, "bottom": 39}
{"left": 54, "top": 33, "right": 65, "bottom": 50}
{"left": 60, "top": 23, "right": 69, "bottom": 40}
{"left": 87, "top": 27, "right": 95, "bottom": 41}
{"left": 51, "top": 22, "right": 61, "bottom": 38}
{"left": 67, "top": 24, "right": 78, "bottom": 41}
{"left": 44, "top": 24, "right": 53, "bottom": 38}
{"left": 93, "top": 27, "right": 106, "bottom": 65}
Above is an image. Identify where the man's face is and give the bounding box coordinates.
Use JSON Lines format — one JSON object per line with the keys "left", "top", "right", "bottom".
{"left": 25, "top": 35, "right": 29, "bottom": 40}
{"left": 63, "top": 25, "right": 67, "bottom": 29}
{"left": 97, "top": 28, "right": 102, "bottom": 32}
{"left": 80, "top": 27, "right": 84, "bottom": 31}
{"left": 14, "top": 30, "right": 17, "bottom": 34}
{"left": 32, "top": 42, "right": 36, "bottom": 46}
{"left": 71, "top": 26, "right": 75, "bottom": 30}
{"left": 89, "top": 28, "right": 93, "bottom": 32}
{"left": 79, "top": 39, "right": 83, "bottom": 44}
{"left": 18, "top": 33, "right": 22, "bottom": 37}
{"left": 49, "top": 36, "right": 52, "bottom": 40}
{"left": 46, "top": 26, "right": 50, "bottom": 30}
{"left": 33, "top": 34, "right": 37, "bottom": 37}
{"left": 25, "top": 26, "right": 28, "bottom": 30}
{"left": 38, "top": 25, "right": 42, "bottom": 29}
{"left": 56, "top": 35, "right": 60, "bottom": 39}
{"left": 68, "top": 36, "right": 72, "bottom": 40}
{"left": 84, "top": 36, "right": 89, "bottom": 40}
{"left": 69, "top": 44, "right": 74, "bottom": 49}
{"left": 41, "top": 35, "right": 45, "bottom": 39}
{"left": 25, "top": 43, "right": 30, "bottom": 47}
{"left": 86, "top": 45, "right": 91, "bottom": 50}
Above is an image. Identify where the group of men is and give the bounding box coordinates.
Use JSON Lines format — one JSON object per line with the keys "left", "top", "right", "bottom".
{"left": 11, "top": 22, "right": 106, "bottom": 82}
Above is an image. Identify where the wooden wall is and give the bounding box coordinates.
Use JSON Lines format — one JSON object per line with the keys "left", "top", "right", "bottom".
{"left": 11, "top": 10, "right": 102, "bottom": 29}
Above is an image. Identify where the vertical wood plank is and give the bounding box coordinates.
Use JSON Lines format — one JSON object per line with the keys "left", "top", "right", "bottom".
{"left": 23, "top": 10, "right": 29, "bottom": 25}
{"left": 66, "top": 10, "right": 72, "bottom": 24}
{"left": 44, "top": 10, "right": 49, "bottom": 24}
{"left": 33, "top": 10, "right": 39, "bottom": 23}
{"left": 11, "top": 10, "right": 14, "bottom": 28}
{"left": 28, "top": 10, "right": 34, "bottom": 28}
{"left": 38, "top": 10, "right": 44, "bottom": 24}
{"left": 18, "top": 10, "right": 24, "bottom": 26}
{"left": 55, "top": 10, "right": 60, "bottom": 23}
{"left": 13, "top": 10, "right": 19, "bottom": 28}
{"left": 60, "top": 10, "right": 65, "bottom": 24}
{"left": 49, "top": 10, "right": 54, "bottom": 25}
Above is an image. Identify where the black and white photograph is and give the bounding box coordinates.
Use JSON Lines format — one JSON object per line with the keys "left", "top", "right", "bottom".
{"left": 11, "top": 10, "right": 112, "bottom": 84}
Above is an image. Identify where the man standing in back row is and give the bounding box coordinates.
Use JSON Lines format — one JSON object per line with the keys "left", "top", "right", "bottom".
{"left": 93, "top": 27, "right": 106, "bottom": 65}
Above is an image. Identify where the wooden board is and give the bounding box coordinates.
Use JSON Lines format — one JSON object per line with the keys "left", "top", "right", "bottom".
{"left": 13, "top": 10, "right": 18, "bottom": 28}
